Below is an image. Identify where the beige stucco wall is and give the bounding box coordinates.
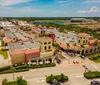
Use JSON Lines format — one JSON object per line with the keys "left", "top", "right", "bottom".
{"left": 40, "top": 51, "right": 53, "bottom": 58}
{"left": 11, "top": 53, "right": 25, "bottom": 64}
{"left": 40, "top": 40, "right": 52, "bottom": 53}
{"left": 78, "top": 36, "right": 89, "bottom": 45}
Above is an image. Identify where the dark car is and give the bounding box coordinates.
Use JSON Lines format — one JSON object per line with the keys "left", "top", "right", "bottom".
{"left": 91, "top": 81, "right": 100, "bottom": 85}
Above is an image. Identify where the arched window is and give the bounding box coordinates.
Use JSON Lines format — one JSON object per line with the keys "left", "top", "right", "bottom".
{"left": 44, "top": 42, "right": 47, "bottom": 44}
{"left": 83, "top": 40, "right": 85, "bottom": 44}
{"left": 79, "top": 40, "right": 80, "bottom": 43}
{"left": 49, "top": 46, "right": 51, "bottom": 49}
{"left": 45, "top": 46, "right": 47, "bottom": 50}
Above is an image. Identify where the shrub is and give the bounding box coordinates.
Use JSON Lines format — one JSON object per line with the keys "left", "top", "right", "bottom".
{"left": 1, "top": 48, "right": 9, "bottom": 51}
{"left": 2, "top": 78, "right": 8, "bottom": 85}
{"left": 29, "top": 63, "right": 56, "bottom": 69}
{"left": 0, "top": 66, "right": 10, "bottom": 72}
{"left": 0, "top": 68, "right": 15, "bottom": 74}
{"left": 15, "top": 65, "right": 28, "bottom": 69}
{"left": 15, "top": 68, "right": 29, "bottom": 72}
{"left": 63, "top": 76, "right": 68, "bottom": 81}
{"left": 56, "top": 75, "right": 62, "bottom": 82}
{"left": 84, "top": 71, "right": 100, "bottom": 79}
{"left": 46, "top": 74, "right": 68, "bottom": 84}
{"left": 46, "top": 74, "right": 55, "bottom": 83}
{"left": 7, "top": 80, "right": 27, "bottom": 85}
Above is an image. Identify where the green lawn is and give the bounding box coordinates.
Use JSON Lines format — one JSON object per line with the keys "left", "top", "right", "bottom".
{"left": 0, "top": 50, "right": 8, "bottom": 59}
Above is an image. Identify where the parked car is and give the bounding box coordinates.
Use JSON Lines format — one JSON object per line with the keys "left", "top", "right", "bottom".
{"left": 90, "top": 81, "right": 100, "bottom": 85}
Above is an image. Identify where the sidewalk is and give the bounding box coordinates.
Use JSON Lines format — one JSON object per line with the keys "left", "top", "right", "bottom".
{"left": 56, "top": 57, "right": 95, "bottom": 67}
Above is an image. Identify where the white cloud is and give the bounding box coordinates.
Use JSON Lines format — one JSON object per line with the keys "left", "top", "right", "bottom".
{"left": 0, "top": 0, "right": 31, "bottom": 7}
{"left": 79, "top": 6, "right": 100, "bottom": 13}
{"left": 86, "top": 0, "right": 100, "bottom": 3}
{"left": 0, "top": 7, "right": 41, "bottom": 17}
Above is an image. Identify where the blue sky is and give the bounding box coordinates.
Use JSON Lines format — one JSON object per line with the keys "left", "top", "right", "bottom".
{"left": 0, "top": 0, "right": 100, "bottom": 17}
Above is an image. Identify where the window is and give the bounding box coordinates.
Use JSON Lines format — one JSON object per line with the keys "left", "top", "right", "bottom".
{"left": 79, "top": 40, "right": 80, "bottom": 43}
{"left": 83, "top": 40, "right": 85, "bottom": 43}
{"left": 86, "top": 40, "right": 87, "bottom": 43}
{"left": 44, "top": 46, "right": 47, "bottom": 50}
{"left": 44, "top": 42, "right": 47, "bottom": 44}
{"left": 49, "top": 46, "right": 51, "bottom": 49}
{"left": 48, "top": 42, "right": 51, "bottom": 44}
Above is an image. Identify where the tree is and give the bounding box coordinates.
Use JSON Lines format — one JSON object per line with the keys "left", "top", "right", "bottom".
{"left": 17, "top": 76, "right": 23, "bottom": 85}
{"left": 2, "top": 78, "right": 8, "bottom": 85}
{"left": 66, "top": 43, "right": 70, "bottom": 52}
{"left": 54, "top": 44, "right": 61, "bottom": 50}
{"left": 94, "top": 40, "right": 98, "bottom": 47}
{"left": 73, "top": 43, "right": 77, "bottom": 54}
{"left": 61, "top": 73, "right": 64, "bottom": 82}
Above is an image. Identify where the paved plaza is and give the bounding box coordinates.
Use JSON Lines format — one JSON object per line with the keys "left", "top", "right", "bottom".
{"left": 0, "top": 58, "right": 100, "bottom": 85}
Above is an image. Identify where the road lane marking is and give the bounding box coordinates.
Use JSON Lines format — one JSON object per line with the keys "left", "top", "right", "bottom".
{"left": 37, "top": 79, "right": 45, "bottom": 82}
{"left": 92, "top": 64, "right": 98, "bottom": 69}
{"left": 75, "top": 75, "right": 83, "bottom": 78}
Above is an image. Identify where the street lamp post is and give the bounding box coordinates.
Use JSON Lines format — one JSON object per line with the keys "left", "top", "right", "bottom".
{"left": 10, "top": 66, "right": 16, "bottom": 83}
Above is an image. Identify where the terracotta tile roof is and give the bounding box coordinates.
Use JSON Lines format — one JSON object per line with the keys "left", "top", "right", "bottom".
{"left": 11, "top": 49, "right": 27, "bottom": 55}
{"left": 37, "top": 37, "right": 52, "bottom": 41}
{"left": 78, "top": 33, "right": 89, "bottom": 37}
{"left": 11, "top": 49, "right": 40, "bottom": 55}
{"left": 20, "top": 38, "right": 29, "bottom": 41}
{"left": 3, "top": 37, "right": 12, "bottom": 43}
{"left": 89, "top": 40, "right": 96, "bottom": 44}
{"left": 98, "top": 40, "right": 100, "bottom": 43}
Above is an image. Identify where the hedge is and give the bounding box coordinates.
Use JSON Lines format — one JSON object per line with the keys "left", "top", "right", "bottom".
{"left": 15, "top": 65, "right": 28, "bottom": 69}
{"left": 15, "top": 68, "right": 29, "bottom": 72}
{"left": 29, "top": 63, "right": 56, "bottom": 69}
{"left": 0, "top": 68, "right": 15, "bottom": 74}
{"left": 84, "top": 71, "right": 100, "bottom": 79}
{"left": 0, "top": 66, "right": 10, "bottom": 72}
{"left": 46, "top": 74, "right": 68, "bottom": 83}
{"left": 0, "top": 63, "right": 56, "bottom": 74}
{"left": 1, "top": 48, "right": 9, "bottom": 51}
{"left": 6, "top": 80, "right": 27, "bottom": 85}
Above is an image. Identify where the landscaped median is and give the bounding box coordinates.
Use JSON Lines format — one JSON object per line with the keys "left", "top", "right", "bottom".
{"left": 2, "top": 76, "right": 27, "bottom": 85}
{"left": 84, "top": 71, "right": 100, "bottom": 79}
{"left": 0, "top": 63, "right": 56, "bottom": 74}
{"left": 46, "top": 73, "right": 68, "bottom": 84}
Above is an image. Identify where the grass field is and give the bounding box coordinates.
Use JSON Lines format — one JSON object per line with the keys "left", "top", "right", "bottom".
{"left": 0, "top": 50, "right": 8, "bottom": 59}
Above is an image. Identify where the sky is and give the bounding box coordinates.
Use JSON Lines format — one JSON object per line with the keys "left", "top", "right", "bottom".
{"left": 0, "top": 0, "right": 100, "bottom": 17}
